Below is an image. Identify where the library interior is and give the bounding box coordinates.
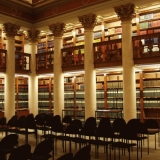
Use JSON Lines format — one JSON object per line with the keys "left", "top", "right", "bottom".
{"left": 0, "top": 0, "right": 160, "bottom": 159}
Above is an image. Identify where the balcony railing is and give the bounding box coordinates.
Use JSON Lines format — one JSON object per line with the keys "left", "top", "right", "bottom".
{"left": 133, "top": 33, "right": 160, "bottom": 64}
{"left": 0, "top": 49, "right": 6, "bottom": 72}
{"left": 61, "top": 45, "right": 84, "bottom": 71}
{"left": 15, "top": 51, "right": 31, "bottom": 74}
{"left": 93, "top": 39, "right": 122, "bottom": 68}
{"left": 36, "top": 51, "right": 54, "bottom": 74}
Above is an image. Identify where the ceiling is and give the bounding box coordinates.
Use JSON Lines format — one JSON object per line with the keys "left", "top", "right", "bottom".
{"left": 0, "top": 0, "right": 160, "bottom": 35}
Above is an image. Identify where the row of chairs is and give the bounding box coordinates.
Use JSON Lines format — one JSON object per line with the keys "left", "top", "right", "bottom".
{"left": 0, "top": 135, "right": 53, "bottom": 160}
{"left": 40, "top": 117, "right": 160, "bottom": 160}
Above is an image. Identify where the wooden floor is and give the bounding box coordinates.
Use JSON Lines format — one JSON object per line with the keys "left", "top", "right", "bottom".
{"left": 2, "top": 131, "right": 160, "bottom": 160}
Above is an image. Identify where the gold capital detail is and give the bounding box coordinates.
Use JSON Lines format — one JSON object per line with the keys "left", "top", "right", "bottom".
{"left": 78, "top": 13, "right": 97, "bottom": 30}
{"left": 114, "top": 3, "right": 135, "bottom": 22}
{"left": 2, "top": 22, "right": 20, "bottom": 37}
{"left": 27, "top": 29, "right": 40, "bottom": 43}
{"left": 49, "top": 22, "right": 65, "bottom": 37}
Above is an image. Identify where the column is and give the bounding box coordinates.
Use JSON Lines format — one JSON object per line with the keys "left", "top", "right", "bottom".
{"left": 2, "top": 22, "right": 20, "bottom": 120}
{"left": 49, "top": 22, "right": 65, "bottom": 117}
{"left": 114, "top": 3, "right": 136, "bottom": 122}
{"left": 27, "top": 29, "right": 40, "bottom": 117}
{"left": 79, "top": 14, "right": 97, "bottom": 119}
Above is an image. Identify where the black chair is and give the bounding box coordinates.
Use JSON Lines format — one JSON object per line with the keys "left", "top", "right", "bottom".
{"left": 89, "top": 121, "right": 113, "bottom": 159}
{"left": 0, "top": 134, "right": 19, "bottom": 158}
{"left": 57, "top": 153, "right": 73, "bottom": 160}
{"left": 18, "top": 115, "right": 38, "bottom": 145}
{"left": 29, "top": 138, "right": 54, "bottom": 160}
{"left": 144, "top": 119, "right": 160, "bottom": 150}
{"left": 73, "top": 145, "right": 91, "bottom": 160}
{"left": 62, "top": 115, "right": 72, "bottom": 128}
{"left": 110, "top": 125, "right": 137, "bottom": 160}
{"left": 8, "top": 144, "right": 31, "bottom": 160}
{"left": 35, "top": 113, "right": 49, "bottom": 135}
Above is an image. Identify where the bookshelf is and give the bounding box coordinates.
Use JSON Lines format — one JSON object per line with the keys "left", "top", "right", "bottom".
{"left": 15, "top": 77, "right": 28, "bottom": 111}
{"left": 142, "top": 71, "right": 160, "bottom": 124}
{"left": 15, "top": 34, "right": 24, "bottom": 52}
{"left": 139, "top": 12, "right": 160, "bottom": 35}
{"left": 0, "top": 78, "right": 4, "bottom": 112}
{"left": 37, "top": 35, "right": 54, "bottom": 53}
{"left": 38, "top": 78, "right": 53, "bottom": 114}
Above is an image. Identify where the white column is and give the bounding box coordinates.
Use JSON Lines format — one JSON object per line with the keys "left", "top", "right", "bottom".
{"left": 54, "top": 37, "right": 64, "bottom": 116}
{"left": 49, "top": 23, "right": 65, "bottom": 117}
{"left": 122, "top": 21, "right": 136, "bottom": 122}
{"left": 27, "top": 29, "right": 40, "bottom": 117}
{"left": 79, "top": 14, "right": 97, "bottom": 120}
{"left": 2, "top": 22, "right": 20, "bottom": 121}
{"left": 5, "top": 36, "right": 15, "bottom": 120}
{"left": 84, "top": 30, "right": 96, "bottom": 119}
{"left": 114, "top": 3, "right": 136, "bottom": 122}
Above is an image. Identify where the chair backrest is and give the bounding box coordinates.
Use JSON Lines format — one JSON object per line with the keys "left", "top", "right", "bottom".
{"left": 0, "top": 134, "right": 18, "bottom": 149}
{"left": 71, "top": 119, "right": 82, "bottom": 130}
{"left": 144, "top": 119, "right": 159, "bottom": 129}
{"left": 65, "top": 123, "right": 79, "bottom": 134}
{"left": 26, "top": 115, "right": 36, "bottom": 129}
{"left": 73, "top": 145, "right": 91, "bottom": 160}
{"left": 62, "top": 115, "right": 72, "bottom": 124}
{"left": 57, "top": 153, "right": 73, "bottom": 160}
{"left": 35, "top": 113, "right": 45, "bottom": 126}
{"left": 98, "top": 117, "right": 111, "bottom": 129}
{"left": 7, "top": 115, "right": 18, "bottom": 127}
{"left": 84, "top": 117, "right": 97, "bottom": 129}
{"left": 53, "top": 115, "right": 61, "bottom": 123}
{"left": 8, "top": 144, "right": 31, "bottom": 160}
{"left": 112, "top": 118, "right": 126, "bottom": 132}
{"left": 34, "top": 139, "right": 53, "bottom": 156}
{"left": 127, "top": 118, "right": 140, "bottom": 133}
{"left": 17, "top": 115, "right": 27, "bottom": 128}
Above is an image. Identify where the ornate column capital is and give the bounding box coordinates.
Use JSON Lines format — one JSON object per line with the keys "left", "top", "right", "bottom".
{"left": 27, "top": 29, "right": 40, "bottom": 43}
{"left": 49, "top": 22, "right": 65, "bottom": 37}
{"left": 114, "top": 3, "right": 135, "bottom": 22}
{"left": 78, "top": 13, "right": 97, "bottom": 30}
{"left": 2, "top": 22, "right": 20, "bottom": 37}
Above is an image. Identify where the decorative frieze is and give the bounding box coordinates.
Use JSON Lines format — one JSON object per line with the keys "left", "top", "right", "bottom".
{"left": 78, "top": 13, "right": 97, "bottom": 30}
{"left": 49, "top": 22, "right": 65, "bottom": 37}
{"left": 27, "top": 29, "right": 40, "bottom": 43}
{"left": 114, "top": 3, "right": 135, "bottom": 22}
{"left": 2, "top": 22, "right": 20, "bottom": 37}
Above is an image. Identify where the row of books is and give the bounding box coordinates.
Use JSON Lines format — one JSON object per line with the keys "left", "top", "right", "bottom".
{"left": 143, "top": 80, "right": 160, "bottom": 87}
{"left": 107, "top": 82, "right": 123, "bottom": 88}
{"left": 64, "top": 77, "right": 74, "bottom": 83}
{"left": 64, "top": 93, "right": 74, "bottom": 98}
{"left": 140, "top": 20, "right": 160, "bottom": 29}
{"left": 139, "top": 13, "right": 160, "bottom": 21}
{"left": 37, "top": 49, "right": 47, "bottom": 53}
{"left": 143, "top": 101, "right": 160, "bottom": 107}
{"left": 64, "top": 84, "right": 74, "bottom": 90}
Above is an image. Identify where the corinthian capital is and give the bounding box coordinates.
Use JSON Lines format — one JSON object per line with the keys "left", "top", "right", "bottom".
{"left": 114, "top": 3, "right": 135, "bottom": 22}
{"left": 78, "top": 13, "right": 97, "bottom": 30}
{"left": 2, "top": 22, "right": 20, "bottom": 37}
{"left": 27, "top": 29, "right": 40, "bottom": 43}
{"left": 49, "top": 22, "right": 65, "bottom": 37}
